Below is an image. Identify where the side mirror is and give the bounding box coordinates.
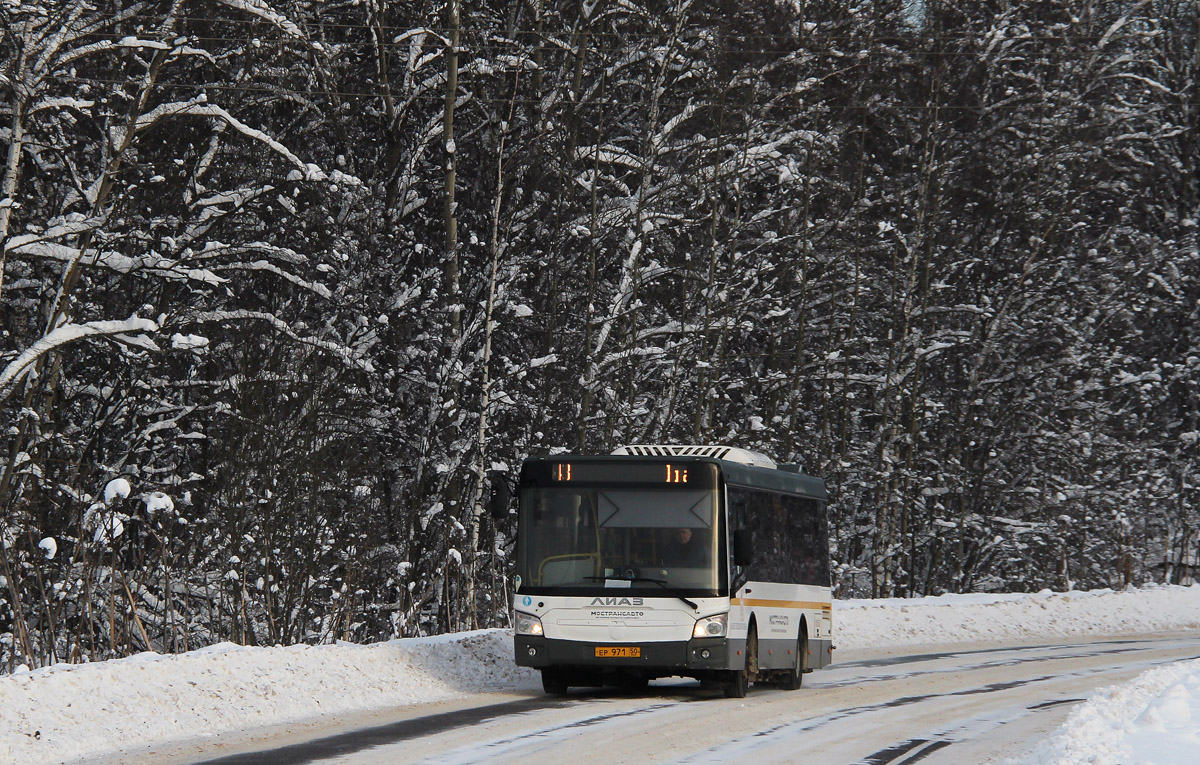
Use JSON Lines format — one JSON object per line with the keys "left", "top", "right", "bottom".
{"left": 488, "top": 472, "right": 511, "bottom": 520}
{"left": 733, "top": 529, "right": 753, "bottom": 567}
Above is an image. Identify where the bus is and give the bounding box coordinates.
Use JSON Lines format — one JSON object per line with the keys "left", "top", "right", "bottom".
{"left": 503, "top": 444, "right": 832, "bottom": 697}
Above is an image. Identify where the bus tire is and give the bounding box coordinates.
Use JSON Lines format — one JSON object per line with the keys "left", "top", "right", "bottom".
{"left": 722, "top": 665, "right": 748, "bottom": 698}
{"left": 542, "top": 669, "right": 569, "bottom": 695}
{"left": 723, "top": 627, "right": 757, "bottom": 698}
{"left": 778, "top": 628, "right": 807, "bottom": 691}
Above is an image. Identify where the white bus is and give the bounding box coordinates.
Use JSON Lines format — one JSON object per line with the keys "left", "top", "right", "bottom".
{"left": 505, "top": 444, "right": 832, "bottom": 697}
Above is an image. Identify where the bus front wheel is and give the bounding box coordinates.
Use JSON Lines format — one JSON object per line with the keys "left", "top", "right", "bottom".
{"left": 723, "top": 627, "right": 757, "bottom": 698}
{"left": 723, "top": 664, "right": 747, "bottom": 698}
{"left": 542, "top": 669, "right": 569, "bottom": 695}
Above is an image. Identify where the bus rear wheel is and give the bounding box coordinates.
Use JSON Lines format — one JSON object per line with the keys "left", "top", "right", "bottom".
{"left": 778, "top": 629, "right": 807, "bottom": 691}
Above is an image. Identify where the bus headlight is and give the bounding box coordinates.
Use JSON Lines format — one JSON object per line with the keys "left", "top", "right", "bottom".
{"left": 693, "top": 613, "right": 727, "bottom": 639}
{"left": 515, "top": 611, "right": 544, "bottom": 636}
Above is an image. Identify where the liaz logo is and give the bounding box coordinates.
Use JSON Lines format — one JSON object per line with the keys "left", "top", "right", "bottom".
{"left": 590, "top": 597, "right": 644, "bottom": 606}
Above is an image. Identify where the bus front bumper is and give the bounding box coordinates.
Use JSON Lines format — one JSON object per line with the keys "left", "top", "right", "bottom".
{"left": 515, "top": 635, "right": 736, "bottom": 673}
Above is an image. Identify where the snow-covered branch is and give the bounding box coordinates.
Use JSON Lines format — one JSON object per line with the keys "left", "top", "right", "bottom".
{"left": 0, "top": 317, "right": 159, "bottom": 400}
{"left": 185, "top": 311, "right": 373, "bottom": 372}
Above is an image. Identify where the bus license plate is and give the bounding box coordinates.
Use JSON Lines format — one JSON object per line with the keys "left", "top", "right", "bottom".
{"left": 595, "top": 646, "right": 640, "bottom": 658}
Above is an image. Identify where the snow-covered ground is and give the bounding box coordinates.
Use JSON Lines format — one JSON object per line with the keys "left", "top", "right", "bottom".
{"left": 1018, "top": 657, "right": 1200, "bottom": 765}
{"left": 2, "top": 585, "right": 1198, "bottom": 764}
{"left": 836, "top": 584, "right": 1200, "bottom": 648}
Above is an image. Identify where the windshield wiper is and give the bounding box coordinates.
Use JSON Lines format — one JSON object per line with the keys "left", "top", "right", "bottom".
{"left": 584, "top": 575, "right": 697, "bottom": 610}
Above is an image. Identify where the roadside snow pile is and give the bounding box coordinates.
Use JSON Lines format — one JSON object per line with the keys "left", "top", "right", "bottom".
{"left": 0, "top": 630, "right": 538, "bottom": 764}
{"left": 0, "top": 585, "right": 1197, "bottom": 764}
{"left": 1019, "top": 658, "right": 1200, "bottom": 765}
{"left": 834, "top": 584, "right": 1200, "bottom": 649}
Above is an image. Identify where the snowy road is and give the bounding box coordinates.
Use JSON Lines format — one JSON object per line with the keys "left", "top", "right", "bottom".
{"left": 182, "top": 632, "right": 1200, "bottom": 765}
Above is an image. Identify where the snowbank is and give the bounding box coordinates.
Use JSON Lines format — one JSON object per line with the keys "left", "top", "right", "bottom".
{"left": 1018, "top": 658, "right": 1200, "bottom": 765}
{"left": 0, "top": 630, "right": 537, "bottom": 764}
{"left": 835, "top": 584, "right": 1200, "bottom": 649}
{"left": 1, "top": 585, "right": 1197, "bottom": 764}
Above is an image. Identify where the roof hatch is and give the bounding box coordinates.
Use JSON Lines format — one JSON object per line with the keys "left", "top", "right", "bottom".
{"left": 612, "top": 444, "right": 778, "bottom": 469}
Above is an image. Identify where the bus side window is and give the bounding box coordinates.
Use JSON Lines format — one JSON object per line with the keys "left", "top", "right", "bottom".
{"left": 814, "top": 500, "right": 831, "bottom": 585}
{"left": 727, "top": 487, "right": 750, "bottom": 571}
{"left": 788, "top": 498, "right": 814, "bottom": 585}
{"left": 729, "top": 487, "right": 747, "bottom": 530}
{"left": 788, "top": 498, "right": 831, "bottom": 586}
{"left": 744, "top": 490, "right": 786, "bottom": 581}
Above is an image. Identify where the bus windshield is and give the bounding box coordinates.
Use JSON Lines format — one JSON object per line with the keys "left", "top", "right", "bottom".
{"left": 516, "top": 486, "right": 722, "bottom": 595}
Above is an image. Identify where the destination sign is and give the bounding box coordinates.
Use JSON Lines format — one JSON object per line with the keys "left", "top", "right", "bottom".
{"left": 522, "top": 459, "right": 718, "bottom": 488}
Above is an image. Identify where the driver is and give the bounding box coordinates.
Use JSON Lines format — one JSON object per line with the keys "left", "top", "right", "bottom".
{"left": 662, "top": 527, "right": 709, "bottom": 566}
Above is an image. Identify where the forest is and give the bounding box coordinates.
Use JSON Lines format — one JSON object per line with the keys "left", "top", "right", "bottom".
{"left": 0, "top": 0, "right": 1197, "bottom": 671}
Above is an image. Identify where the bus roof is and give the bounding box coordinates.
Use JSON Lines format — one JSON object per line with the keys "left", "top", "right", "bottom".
{"left": 720, "top": 460, "right": 827, "bottom": 499}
